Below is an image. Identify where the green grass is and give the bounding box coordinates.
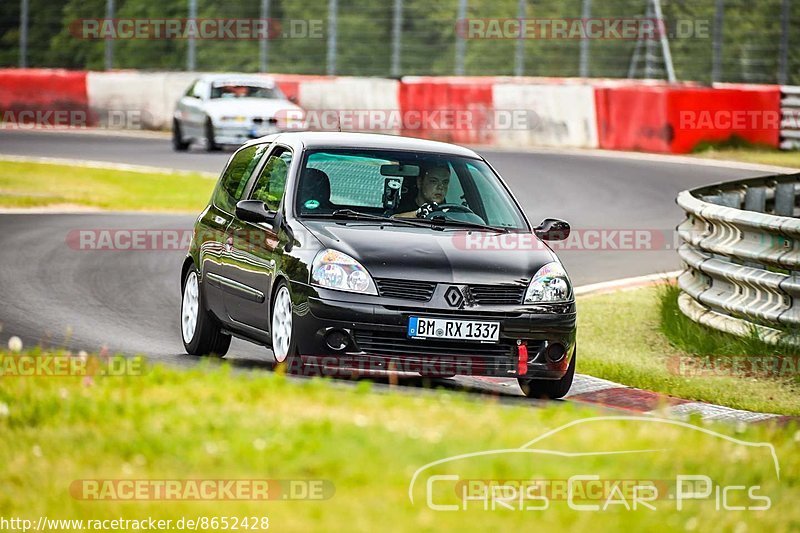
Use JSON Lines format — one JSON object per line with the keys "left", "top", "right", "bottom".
{"left": 0, "top": 350, "right": 798, "bottom": 531}
{"left": 0, "top": 161, "right": 215, "bottom": 212}
{"left": 691, "top": 147, "right": 800, "bottom": 169}
{"left": 578, "top": 285, "right": 800, "bottom": 415}
{"left": 659, "top": 284, "right": 800, "bottom": 358}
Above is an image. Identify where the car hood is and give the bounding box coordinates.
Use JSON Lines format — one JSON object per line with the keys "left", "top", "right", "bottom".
{"left": 204, "top": 98, "right": 302, "bottom": 118}
{"left": 300, "top": 220, "right": 558, "bottom": 285}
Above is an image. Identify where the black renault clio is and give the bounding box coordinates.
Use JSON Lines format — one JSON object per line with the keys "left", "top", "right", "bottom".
{"left": 180, "top": 132, "right": 577, "bottom": 398}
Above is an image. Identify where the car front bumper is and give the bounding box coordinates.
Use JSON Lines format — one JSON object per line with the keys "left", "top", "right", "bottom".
{"left": 290, "top": 282, "right": 577, "bottom": 380}
{"left": 212, "top": 123, "right": 281, "bottom": 145}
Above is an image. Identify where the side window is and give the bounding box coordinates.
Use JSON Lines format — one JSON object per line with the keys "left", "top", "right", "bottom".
{"left": 213, "top": 143, "right": 270, "bottom": 214}
{"left": 184, "top": 80, "right": 198, "bottom": 98}
{"left": 191, "top": 81, "right": 207, "bottom": 99}
{"left": 250, "top": 147, "right": 292, "bottom": 212}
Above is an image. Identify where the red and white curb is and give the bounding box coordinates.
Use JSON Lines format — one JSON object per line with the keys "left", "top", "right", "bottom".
{"left": 568, "top": 273, "right": 794, "bottom": 424}
{"left": 566, "top": 374, "right": 788, "bottom": 424}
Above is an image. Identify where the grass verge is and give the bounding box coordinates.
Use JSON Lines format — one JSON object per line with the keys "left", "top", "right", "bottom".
{"left": 0, "top": 349, "right": 798, "bottom": 530}
{"left": 578, "top": 285, "right": 800, "bottom": 415}
{"left": 0, "top": 161, "right": 215, "bottom": 212}
{"left": 692, "top": 147, "right": 800, "bottom": 169}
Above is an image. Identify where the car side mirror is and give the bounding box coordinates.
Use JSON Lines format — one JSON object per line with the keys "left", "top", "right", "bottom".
{"left": 288, "top": 95, "right": 298, "bottom": 104}
{"left": 236, "top": 200, "right": 279, "bottom": 227}
{"left": 534, "top": 218, "right": 570, "bottom": 241}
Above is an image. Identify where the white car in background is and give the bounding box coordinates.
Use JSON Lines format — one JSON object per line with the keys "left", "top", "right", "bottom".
{"left": 172, "top": 74, "right": 304, "bottom": 151}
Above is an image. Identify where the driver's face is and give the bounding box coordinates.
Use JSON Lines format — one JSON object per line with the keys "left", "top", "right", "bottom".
{"left": 418, "top": 168, "right": 450, "bottom": 204}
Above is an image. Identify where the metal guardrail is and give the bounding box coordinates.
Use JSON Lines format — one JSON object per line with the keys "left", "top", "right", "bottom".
{"left": 780, "top": 86, "right": 800, "bottom": 150}
{"left": 676, "top": 172, "right": 800, "bottom": 345}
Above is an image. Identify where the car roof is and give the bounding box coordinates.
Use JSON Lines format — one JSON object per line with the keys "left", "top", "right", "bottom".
{"left": 244, "top": 132, "right": 482, "bottom": 158}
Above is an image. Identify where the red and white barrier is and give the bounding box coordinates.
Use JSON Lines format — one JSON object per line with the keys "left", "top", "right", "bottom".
{"left": 86, "top": 71, "right": 199, "bottom": 129}
{"left": 595, "top": 83, "right": 780, "bottom": 153}
{"left": 492, "top": 81, "right": 597, "bottom": 149}
{"left": 0, "top": 69, "right": 88, "bottom": 124}
{"left": 298, "top": 77, "right": 401, "bottom": 134}
{"left": 0, "top": 69, "right": 783, "bottom": 154}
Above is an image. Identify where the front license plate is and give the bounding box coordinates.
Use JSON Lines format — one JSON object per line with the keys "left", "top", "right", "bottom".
{"left": 407, "top": 316, "right": 500, "bottom": 343}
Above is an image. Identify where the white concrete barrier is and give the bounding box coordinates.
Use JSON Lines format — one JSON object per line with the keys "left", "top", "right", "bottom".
{"left": 87, "top": 71, "right": 200, "bottom": 130}
{"left": 298, "top": 77, "right": 401, "bottom": 134}
{"left": 492, "top": 83, "right": 598, "bottom": 149}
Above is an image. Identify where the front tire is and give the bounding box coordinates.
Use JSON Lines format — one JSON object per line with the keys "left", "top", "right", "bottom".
{"left": 270, "top": 281, "right": 304, "bottom": 374}
{"left": 172, "top": 119, "right": 190, "bottom": 151}
{"left": 181, "top": 268, "right": 231, "bottom": 357}
{"left": 205, "top": 118, "right": 220, "bottom": 152}
{"left": 518, "top": 350, "right": 576, "bottom": 400}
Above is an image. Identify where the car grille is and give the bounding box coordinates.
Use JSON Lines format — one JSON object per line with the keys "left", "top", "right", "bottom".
{"left": 350, "top": 330, "right": 529, "bottom": 376}
{"left": 375, "top": 279, "right": 526, "bottom": 305}
{"left": 375, "top": 278, "right": 436, "bottom": 301}
{"left": 468, "top": 284, "right": 525, "bottom": 305}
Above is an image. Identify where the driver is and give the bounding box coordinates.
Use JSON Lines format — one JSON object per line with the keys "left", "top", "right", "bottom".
{"left": 394, "top": 163, "right": 451, "bottom": 218}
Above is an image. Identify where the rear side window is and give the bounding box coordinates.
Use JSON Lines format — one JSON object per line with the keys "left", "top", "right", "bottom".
{"left": 213, "top": 143, "right": 270, "bottom": 213}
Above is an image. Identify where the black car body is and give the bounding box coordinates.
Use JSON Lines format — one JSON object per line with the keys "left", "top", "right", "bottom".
{"left": 180, "top": 132, "right": 577, "bottom": 398}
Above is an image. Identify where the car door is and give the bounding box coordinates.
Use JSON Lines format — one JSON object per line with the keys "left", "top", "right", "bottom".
{"left": 200, "top": 142, "right": 271, "bottom": 321}
{"left": 223, "top": 145, "right": 293, "bottom": 332}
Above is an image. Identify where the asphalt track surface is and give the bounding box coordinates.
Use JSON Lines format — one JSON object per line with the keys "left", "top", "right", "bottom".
{"left": 0, "top": 130, "right": 771, "bottom": 398}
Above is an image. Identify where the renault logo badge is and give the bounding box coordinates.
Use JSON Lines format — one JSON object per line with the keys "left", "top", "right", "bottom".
{"left": 444, "top": 286, "right": 464, "bottom": 308}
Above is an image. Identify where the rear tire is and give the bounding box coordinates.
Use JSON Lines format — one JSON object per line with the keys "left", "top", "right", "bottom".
{"left": 270, "top": 280, "right": 305, "bottom": 375}
{"left": 181, "top": 268, "right": 231, "bottom": 357}
{"left": 172, "top": 120, "right": 190, "bottom": 151}
{"left": 205, "top": 118, "right": 220, "bottom": 152}
{"left": 518, "top": 350, "right": 576, "bottom": 400}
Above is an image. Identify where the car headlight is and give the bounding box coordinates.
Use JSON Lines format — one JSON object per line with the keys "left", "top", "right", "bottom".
{"left": 524, "top": 262, "right": 572, "bottom": 303}
{"left": 311, "top": 249, "right": 377, "bottom": 295}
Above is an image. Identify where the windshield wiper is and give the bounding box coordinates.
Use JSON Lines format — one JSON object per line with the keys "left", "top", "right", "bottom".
{"left": 427, "top": 216, "right": 511, "bottom": 233}
{"left": 329, "top": 209, "right": 437, "bottom": 229}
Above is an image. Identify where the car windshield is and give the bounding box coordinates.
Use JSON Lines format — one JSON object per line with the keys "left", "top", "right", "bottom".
{"left": 210, "top": 83, "right": 282, "bottom": 100}
{"left": 295, "top": 149, "right": 528, "bottom": 230}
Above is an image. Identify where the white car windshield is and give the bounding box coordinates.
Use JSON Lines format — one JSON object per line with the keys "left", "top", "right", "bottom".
{"left": 210, "top": 84, "right": 282, "bottom": 99}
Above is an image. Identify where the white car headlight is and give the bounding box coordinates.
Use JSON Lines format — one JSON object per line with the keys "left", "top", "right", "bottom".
{"left": 311, "top": 249, "right": 377, "bottom": 295}
{"left": 524, "top": 262, "right": 572, "bottom": 303}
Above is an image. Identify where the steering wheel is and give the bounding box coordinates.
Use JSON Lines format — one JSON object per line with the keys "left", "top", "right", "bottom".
{"left": 421, "top": 203, "right": 475, "bottom": 219}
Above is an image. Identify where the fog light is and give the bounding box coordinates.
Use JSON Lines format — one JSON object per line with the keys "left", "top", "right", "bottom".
{"left": 545, "top": 342, "right": 566, "bottom": 363}
{"left": 325, "top": 330, "right": 350, "bottom": 351}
